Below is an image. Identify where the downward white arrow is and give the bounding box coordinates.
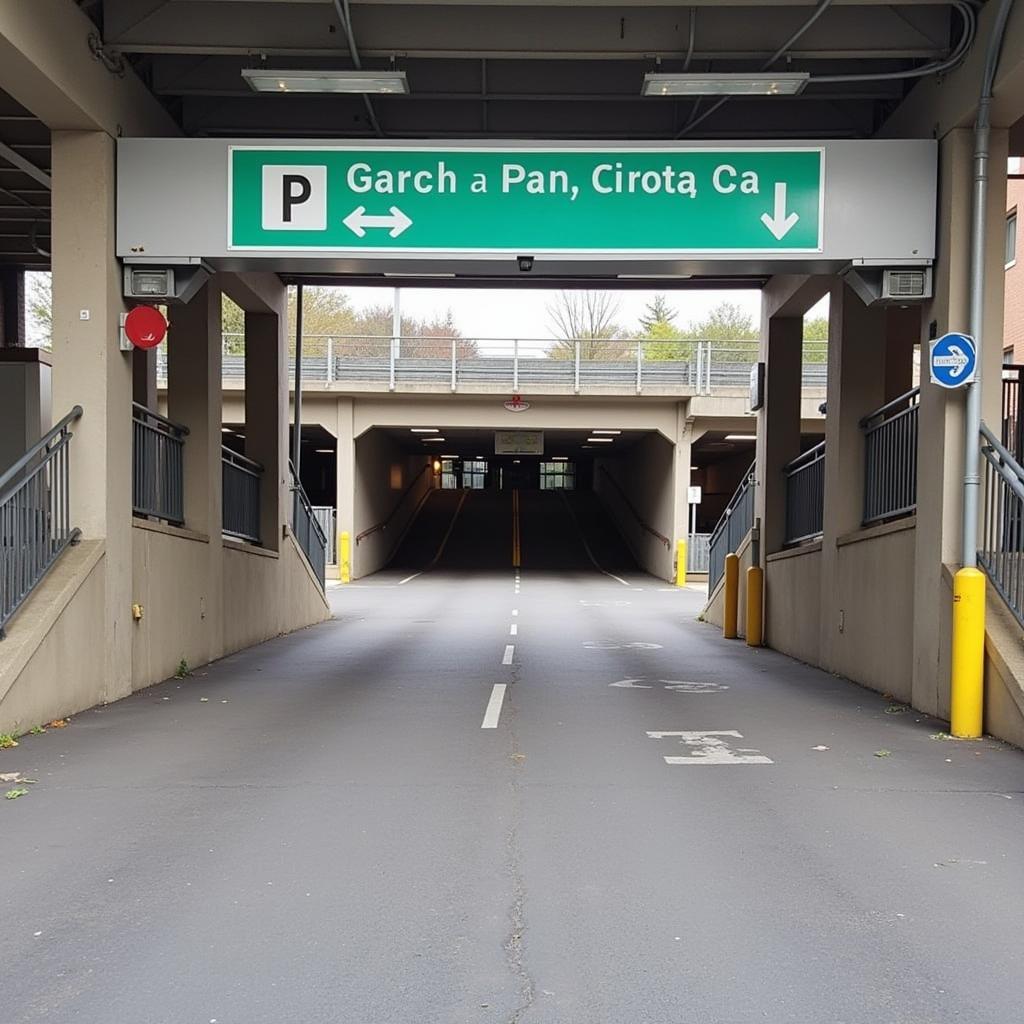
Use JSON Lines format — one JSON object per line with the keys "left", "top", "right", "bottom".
{"left": 760, "top": 182, "right": 800, "bottom": 241}
{"left": 343, "top": 205, "right": 413, "bottom": 239}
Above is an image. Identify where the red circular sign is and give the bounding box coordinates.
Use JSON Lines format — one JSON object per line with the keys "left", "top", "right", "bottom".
{"left": 124, "top": 305, "right": 167, "bottom": 350}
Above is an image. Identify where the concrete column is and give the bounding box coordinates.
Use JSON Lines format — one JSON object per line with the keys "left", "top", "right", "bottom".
{"left": 50, "top": 130, "right": 133, "bottom": 703}
{"left": 132, "top": 347, "right": 157, "bottom": 409}
{"left": 167, "top": 283, "right": 224, "bottom": 660}
{"left": 912, "top": 128, "right": 1009, "bottom": 718}
{"left": 0, "top": 267, "right": 25, "bottom": 347}
{"left": 817, "top": 281, "right": 888, "bottom": 671}
{"left": 336, "top": 396, "right": 355, "bottom": 573}
{"left": 755, "top": 313, "right": 803, "bottom": 558}
{"left": 245, "top": 302, "right": 287, "bottom": 551}
{"left": 884, "top": 307, "right": 921, "bottom": 402}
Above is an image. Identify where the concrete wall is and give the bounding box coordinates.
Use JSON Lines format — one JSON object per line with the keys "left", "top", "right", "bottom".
{"left": 131, "top": 521, "right": 330, "bottom": 690}
{"left": 824, "top": 521, "right": 916, "bottom": 703}
{"left": 0, "top": 352, "right": 50, "bottom": 474}
{"left": 982, "top": 578, "right": 1024, "bottom": 749}
{"left": 353, "top": 429, "right": 432, "bottom": 578}
{"left": 765, "top": 544, "right": 822, "bottom": 666}
{"left": 594, "top": 431, "right": 676, "bottom": 580}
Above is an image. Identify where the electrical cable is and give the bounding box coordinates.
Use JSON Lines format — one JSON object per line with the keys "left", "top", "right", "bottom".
{"left": 331, "top": 0, "right": 384, "bottom": 137}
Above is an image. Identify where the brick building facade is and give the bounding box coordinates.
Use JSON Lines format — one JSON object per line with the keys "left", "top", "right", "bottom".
{"left": 1006, "top": 158, "right": 1023, "bottom": 363}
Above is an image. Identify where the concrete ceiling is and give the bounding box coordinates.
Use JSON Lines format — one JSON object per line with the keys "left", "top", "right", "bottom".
{"left": 0, "top": 1, "right": 983, "bottom": 269}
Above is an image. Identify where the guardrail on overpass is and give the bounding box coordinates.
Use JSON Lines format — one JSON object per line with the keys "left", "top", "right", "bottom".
{"left": 156, "top": 336, "right": 828, "bottom": 395}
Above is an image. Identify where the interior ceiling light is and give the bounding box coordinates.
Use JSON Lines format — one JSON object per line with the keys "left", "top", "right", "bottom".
{"left": 422, "top": 437, "right": 446, "bottom": 442}
{"left": 314, "top": 448, "right": 333, "bottom": 453}
{"left": 410, "top": 428, "right": 439, "bottom": 433}
{"left": 725, "top": 434, "right": 758, "bottom": 441}
{"left": 242, "top": 69, "right": 409, "bottom": 94}
{"left": 592, "top": 429, "right": 622, "bottom": 435}
{"left": 552, "top": 457, "right": 569, "bottom": 461}
{"left": 642, "top": 72, "right": 809, "bottom": 97}
{"left": 586, "top": 437, "right": 614, "bottom": 443}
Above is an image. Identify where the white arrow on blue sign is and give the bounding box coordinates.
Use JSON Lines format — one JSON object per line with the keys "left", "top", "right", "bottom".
{"left": 930, "top": 332, "right": 977, "bottom": 389}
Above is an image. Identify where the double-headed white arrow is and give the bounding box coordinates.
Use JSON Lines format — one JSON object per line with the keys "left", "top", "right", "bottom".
{"left": 760, "top": 182, "right": 800, "bottom": 241}
{"left": 343, "top": 205, "right": 413, "bottom": 239}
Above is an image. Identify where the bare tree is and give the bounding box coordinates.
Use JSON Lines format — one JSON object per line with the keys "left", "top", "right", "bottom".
{"left": 546, "top": 290, "right": 628, "bottom": 359}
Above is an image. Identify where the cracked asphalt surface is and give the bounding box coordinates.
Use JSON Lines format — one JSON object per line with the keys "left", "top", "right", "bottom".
{"left": 2, "top": 560, "right": 1024, "bottom": 1023}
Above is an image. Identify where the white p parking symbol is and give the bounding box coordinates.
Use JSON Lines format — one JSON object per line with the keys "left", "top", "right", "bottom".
{"left": 261, "top": 165, "right": 327, "bottom": 231}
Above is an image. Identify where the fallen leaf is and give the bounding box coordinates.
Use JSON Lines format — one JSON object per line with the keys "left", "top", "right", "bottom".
{"left": 812, "top": 745, "right": 830, "bottom": 751}
{"left": 884, "top": 704, "right": 909, "bottom": 715}
{"left": 4, "top": 787, "right": 28, "bottom": 800}
{"left": 46, "top": 719, "right": 68, "bottom": 729}
{"left": 874, "top": 750, "right": 891, "bottom": 758}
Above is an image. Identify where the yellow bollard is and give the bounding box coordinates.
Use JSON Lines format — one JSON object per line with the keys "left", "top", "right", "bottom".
{"left": 339, "top": 530, "right": 352, "bottom": 584}
{"left": 723, "top": 553, "right": 739, "bottom": 639}
{"left": 746, "top": 565, "right": 764, "bottom": 647}
{"left": 950, "top": 566, "right": 985, "bottom": 738}
{"left": 676, "top": 539, "right": 687, "bottom": 588}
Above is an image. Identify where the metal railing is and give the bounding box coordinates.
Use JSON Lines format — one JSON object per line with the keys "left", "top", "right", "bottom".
{"left": 312, "top": 507, "right": 337, "bottom": 564}
{"left": 355, "top": 464, "right": 431, "bottom": 548}
{"left": 222, "top": 447, "right": 263, "bottom": 544}
{"left": 1001, "top": 364, "right": 1024, "bottom": 464}
{"left": 597, "top": 465, "right": 672, "bottom": 551}
{"left": 157, "top": 335, "right": 828, "bottom": 397}
{"left": 861, "top": 387, "right": 919, "bottom": 525}
{"left": 687, "top": 532, "right": 711, "bottom": 574}
{"left": 290, "top": 465, "right": 327, "bottom": 587}
{"left": 133, "top": 404, "right": 187, "bottom": 526}
{"left": 0, "top": 406, "right": 83, "bottom": 638}
{"left": 979, "top": 422, "right": 1024, "bottom": 628}
{"left": 784, "top": 442, "right": 825, "bottom": 545}
{"left": 708, "top": 463, "right": 756, "bottom": 592}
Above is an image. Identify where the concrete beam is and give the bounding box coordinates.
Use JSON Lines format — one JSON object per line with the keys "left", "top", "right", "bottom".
{"left": 762, "top": 275, "right": 831, "bottom": 321}
{"left": 220, "top": 272, "right": 289, "bottom": 316}
{"left": 880, "top": 0, "right": 1024, "bottom": 139}
{"left": 0, "top": 0, "right": 178, "bottom": 136}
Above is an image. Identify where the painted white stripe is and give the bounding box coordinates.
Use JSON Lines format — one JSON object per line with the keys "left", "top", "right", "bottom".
{"left": 502, "top": 644, "right": 515, "bottom": 665}
{"left": 398, "top": 572, "right": 422, "bottom": 585}
{"left": 481, "top": 684, "right": 507, "bottom": 729}
{"left": 512, "top": 609, "right": 518, "bottom": 616}
{"left": 605, "top": 571, "right": 630, "bottom": 587}
{"left": 510, "top": 623, "right": 518, "bottom": 636}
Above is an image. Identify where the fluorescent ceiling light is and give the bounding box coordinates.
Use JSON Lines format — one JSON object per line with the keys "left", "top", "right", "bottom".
{"left": 586, "top": 437, "right": 614, "bottom": 443}
{"left": 314, "top": 448, "right": 333, "bottom": 453}
{"left": 592, "top": 429, "right": 621, "bottom": 435}
{"left": 422, "top": 437, "right": 446, "bottom": 442}
{"left": 410, "top": 428, "right": 439, "bottom": 433}
{"left": 725, "top": 434, "right": 758, "bottom": 441}
{"left": 642, "top": 72, "right": 809, "bottom": 97}
{"left": 691, "top": 465, "right": 700, "bottom": 470}
{"left": 552, "top": 457, "right": 569, "bottom": 461}
{"left": 242, "top": 68, "right": 409, "bottom": 94}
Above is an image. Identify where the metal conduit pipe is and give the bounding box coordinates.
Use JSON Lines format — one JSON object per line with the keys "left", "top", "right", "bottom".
{"left": 331, "top": 0, "right": 384, "bottom": 138}
{"left": 677, "top": 0, "right": 977, "bottom": 137}
{"left": 962, "top": 0, "right": 1016, "bottom": 568}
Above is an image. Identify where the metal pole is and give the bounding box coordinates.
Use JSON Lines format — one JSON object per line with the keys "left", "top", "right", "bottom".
{"left": 574, "top": 340, "right": 581, "bottom": 394}
{"left": 392, "top": 287, "right": 401, "bottom": 359}
{"left": 962, "top": 0, "right": 1014, "bottom": 569}
{"left": 636, "top": 339, "right": 643, "bottom": 394}
{"left": 292, "top": 283, "right": 303, "bottom": 480}
{"left": 513, "top": 338, "right": 519, "bottom": 392}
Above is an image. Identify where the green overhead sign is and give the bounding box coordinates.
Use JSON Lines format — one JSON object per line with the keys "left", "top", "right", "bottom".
{"left": 228, "top": 146, "right": 823, "bottom": 256}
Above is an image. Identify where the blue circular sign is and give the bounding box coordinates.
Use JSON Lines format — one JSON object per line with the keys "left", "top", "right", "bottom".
{"left": 930, "top": 332, "right": 977, "bottom": 389}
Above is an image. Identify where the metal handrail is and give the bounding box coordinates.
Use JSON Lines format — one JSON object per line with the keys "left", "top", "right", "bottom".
{"left": 289, "top": 462, "right": 328, "bottom": 548}
{"left": 784, "top": 440, "right": 826, "bottom": 474}
{"left": 707, "top": 462, "right": 756, "bottom": 592}
{"left": 221, "top": 446, "right": 263, "bottom": 475}
{"left": 597, "top": 465, "right": 671, "bottom": 547}
{"left": 355, "top": 463, "right": 431, "bottom": 544}
{"left": 707, "top": 461, "right": 756, "bottom": 547}
{"left": 131, "top": 401, "right": 190, "bottom": 436}
{"left": 981, "top": 422, "right": 1024, "bottom": 494}
{"left": 1, "top": 406, "right": 83, "bottom": 638}
{"left": 0, "top": 405, "right": 83, "bottom": 499}
{"left": 979, "top": 420, "right": 1024, "bottom": 629}
{"left": 859, "top": 387, "right": 921, "bottom": 428}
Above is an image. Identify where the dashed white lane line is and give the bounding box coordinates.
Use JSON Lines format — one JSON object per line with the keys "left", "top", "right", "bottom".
{"left": 397, "top": 572, "right": 422, "bottom": 585}
{"left": 481, "top": 684, "right": 507, "bottom": 729}
{"left": 512, "top": 609, "right": 518, "bottom": 616}
{"left": 510, "top": 623, "right": 518, "bottom": 636}
{"left": 502, "top": 644, "right": 515, "bottom": 665}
